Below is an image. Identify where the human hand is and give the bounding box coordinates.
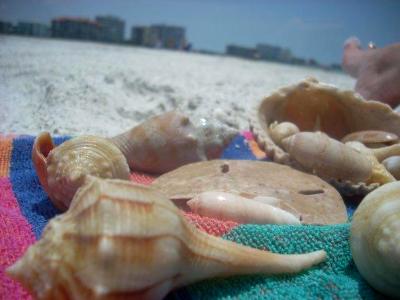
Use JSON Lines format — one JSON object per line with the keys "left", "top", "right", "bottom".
{"left": 342, "top": 37, "right": 400, "bottom": 108}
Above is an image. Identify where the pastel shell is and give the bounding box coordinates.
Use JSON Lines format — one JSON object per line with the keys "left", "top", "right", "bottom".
{"left": 250, "top": 78, "right": 400, "bottom": 195}
{"left": 187, "top": 191, "right": 301, "bottom": 225}
{"left": 111, "top": 111, "right": 238, "bottom": 174}
{"left": 7, "top": 177, "right": 326, "bottom": 300}
{"left": 350, "top": 181, "right": 400, "bottom": 298}
{"left": 281, "top": 132, "right": 395, "bottom": 186}
{"left": 32, "top": 132, "right": 130, "bottom": 211}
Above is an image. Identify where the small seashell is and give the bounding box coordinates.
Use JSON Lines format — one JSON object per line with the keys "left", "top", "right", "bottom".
{"left": 7, "top": 177, "right": 326, "bottom": 299}
{"left": 341, "top": 130, "right": 399, "bottom": 148}
{"left": 32, "top": 132, "right": 130, "bottom": 211}
{"left": 382, "top": 156, "right": 400, "bottom": 179}
{"left": 187, "top": 191, "right": 301, "bottom": 225}
{"left": 350, "top": 181, "right": 400, "bottom": 298}
{"left": 111, "top": 111, "right": 238, "bottom": 174}
{"left": 281, "top": 132, "right": 395, "bottom": 186}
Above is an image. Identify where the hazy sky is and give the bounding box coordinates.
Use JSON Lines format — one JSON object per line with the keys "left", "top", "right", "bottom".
{"left": 1, "top": 0, "right": 399, "bottom": 64}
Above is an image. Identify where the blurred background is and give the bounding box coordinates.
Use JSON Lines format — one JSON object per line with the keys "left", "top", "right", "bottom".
{"left": 1, "top": 0, "right": 399, "bottom": 135}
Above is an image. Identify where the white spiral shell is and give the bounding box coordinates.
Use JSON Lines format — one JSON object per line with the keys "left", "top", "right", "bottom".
{"left": 350, "top": 181, "right": 400, "bottom": 298}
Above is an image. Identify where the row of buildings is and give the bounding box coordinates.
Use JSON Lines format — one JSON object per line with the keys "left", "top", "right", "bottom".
{"left": 0, "top": 21, "right": 50, "bottom": 37}
{"left": 0, "top": 16, "right": 188, "bottom": 50}
{"left": 226, "top": 44, "right": 305, "bottom": 65}
{"left": 226, "top": 43, "right": 341, "bottom": 70}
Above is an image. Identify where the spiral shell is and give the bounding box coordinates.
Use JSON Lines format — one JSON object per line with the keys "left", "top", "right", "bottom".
{"left": 7, "top": 177, "right": 327, "bottom": 299}
{"left": 32, "top": 132, "right": 130, "bottom": 211}
{"left": 111, "top": 111, "right": 238, "bottom": 174}
{"left": 350, "top": 181, "right": 400, "bottom": 298}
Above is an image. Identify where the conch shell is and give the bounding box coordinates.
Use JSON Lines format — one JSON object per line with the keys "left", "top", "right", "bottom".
{"left": 250, "top": 78, "right": 400, "bottom": 194}
{"left": 350, "top": 181, "right": 400, "bottom": 298}
{"left": 32, "top": 132, "right": 130, "bottom": 211}
{"left": 111, "top": 111, "right": 238, "bottom": 174}
{"left": 7, "top": 177, "right": 327, "bottom": 300}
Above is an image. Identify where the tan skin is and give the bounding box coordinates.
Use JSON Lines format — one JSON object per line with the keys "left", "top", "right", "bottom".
{"left": 342, "top": 37, "right": 400, "bottom": 108}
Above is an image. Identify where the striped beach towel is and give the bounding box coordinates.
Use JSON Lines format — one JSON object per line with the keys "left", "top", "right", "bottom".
{"left": 0, "top": 132, "right": 378, "bottom": 299}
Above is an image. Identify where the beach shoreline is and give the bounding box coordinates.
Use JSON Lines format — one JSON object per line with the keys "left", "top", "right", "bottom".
{"left": 0, "top": 35, "right": 355, "bottom": 137}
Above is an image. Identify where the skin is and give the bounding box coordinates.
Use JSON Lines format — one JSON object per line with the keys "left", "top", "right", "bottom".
{"left": 342, "top": 37, "right": 400, "bottom": 108}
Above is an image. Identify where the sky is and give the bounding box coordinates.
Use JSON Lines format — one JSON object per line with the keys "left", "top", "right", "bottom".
{"left": 1, "top": 0, "right": 399, "bottom": 64}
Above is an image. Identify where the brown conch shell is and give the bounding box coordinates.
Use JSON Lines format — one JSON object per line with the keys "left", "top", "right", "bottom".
{"left": 111, "top": 111, "right": 238, "bottom": 174}
{"left": 7, "top": 177, "right": 327, "bottom": 300}
{"left": 32, "top": 132, "right": 130, "bottom": 211}
{"left": 250, "top": 78, "right": 400, "bottom": 195}
{"left": 152, "top": 160, "right": 347, "bottom": 225}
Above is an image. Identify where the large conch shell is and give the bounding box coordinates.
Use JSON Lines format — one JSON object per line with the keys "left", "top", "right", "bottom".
{"left": 33, "top": 112, "right": 237, "bottom": 211}
{"left": 111, "top": 111, "right": 238, "bottom": 174}
{"left": 32, "top": 132, "right": 130, "bottom": 211}
{"left": 250, "top": 78, "right": 400, "bottom": 195}
{"left": 350, "top": 181, "right": 400, "bottom": 298}
{"left": 7, "top": 177, "right": 327, "bottom": 300}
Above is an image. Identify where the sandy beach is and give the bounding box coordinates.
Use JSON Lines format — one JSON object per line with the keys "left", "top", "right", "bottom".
{"left": 0, "top": 35, "right": 355, "bottom": 137}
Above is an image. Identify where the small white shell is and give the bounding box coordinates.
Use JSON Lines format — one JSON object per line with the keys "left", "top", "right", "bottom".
{"left": 350, "top": 181, "right": 400, "bottom": 298}
{"left": 187, "top": 191, "right": 300, "bottom": 225}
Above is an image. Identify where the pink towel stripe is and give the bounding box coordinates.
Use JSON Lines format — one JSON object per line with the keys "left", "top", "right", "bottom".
{"left": 0, "top": 178, "right": 35, "bottom": 300}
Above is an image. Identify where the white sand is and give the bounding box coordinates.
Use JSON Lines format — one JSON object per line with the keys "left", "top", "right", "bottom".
{"left": 0, "top": 35, "right": 355, "bottom": 137}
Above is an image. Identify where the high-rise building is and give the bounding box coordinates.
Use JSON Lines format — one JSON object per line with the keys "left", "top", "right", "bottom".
{"left": 256, "top": 44, "right": 292, "bottom": 63}
{"left": 131, "top": 24, "right": 186, "bottom": 49}
{"left": 95, "top": 15, "right": 125, "bottom": 43}
{"left": 226, "top": 45, "right": 257, "bottom": 59}
{"left": 16, "top": 22, "right": 50, "bottom": 37}
{"left": 51, "top": 17, "right": 100, "bottom": 41}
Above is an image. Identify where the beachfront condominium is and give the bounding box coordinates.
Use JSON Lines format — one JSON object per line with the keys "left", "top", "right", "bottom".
{"left": 131, "top": 24, "right": 186, "bottom": 49}
{"left": 51, "top": 17, "right": 101, "bottom": 41}
{"left": 95, "top": 15, "right": 125, "bottom": 43}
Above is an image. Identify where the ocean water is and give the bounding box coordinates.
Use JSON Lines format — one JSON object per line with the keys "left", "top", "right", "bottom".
{"left": 0, "top": 35, "right": 355, "bottom": 136}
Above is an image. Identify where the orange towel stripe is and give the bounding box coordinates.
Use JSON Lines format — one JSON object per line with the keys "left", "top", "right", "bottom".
{"left": 0, "top": 136, "right": 13, "bottom": 177}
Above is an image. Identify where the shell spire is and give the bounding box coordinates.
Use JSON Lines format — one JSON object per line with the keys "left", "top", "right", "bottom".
{"left": 7, "top": 177, "right": 326, "bottom": 300}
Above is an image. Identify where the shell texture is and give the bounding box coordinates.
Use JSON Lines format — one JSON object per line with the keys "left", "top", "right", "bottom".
{"left": 32, "top": 132, "right": 130, "bottom": 211}
{"left": 187, "top": 191, "right": 301, "bottom": 225}
{"left": 350, "top": 181, "right": 400, "bottom": 298}
{"left": 281, "top": 132, "right": 395, "bottom": 186}
{"left": 111, "top": 111, "right": 238, "bottom": 174}
{"left": 7, "top": 177, "right": 327, "bottom": 300}
{"left": 250, "top": 77, "right": 400, "bottom": 195}
{"left": 152, "top": 160, "right": 347, "bottom": 225}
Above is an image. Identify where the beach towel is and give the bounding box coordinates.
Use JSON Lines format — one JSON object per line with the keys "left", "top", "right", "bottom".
{"left": 0, "top": 132, "right": 379, "bottom": 299}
